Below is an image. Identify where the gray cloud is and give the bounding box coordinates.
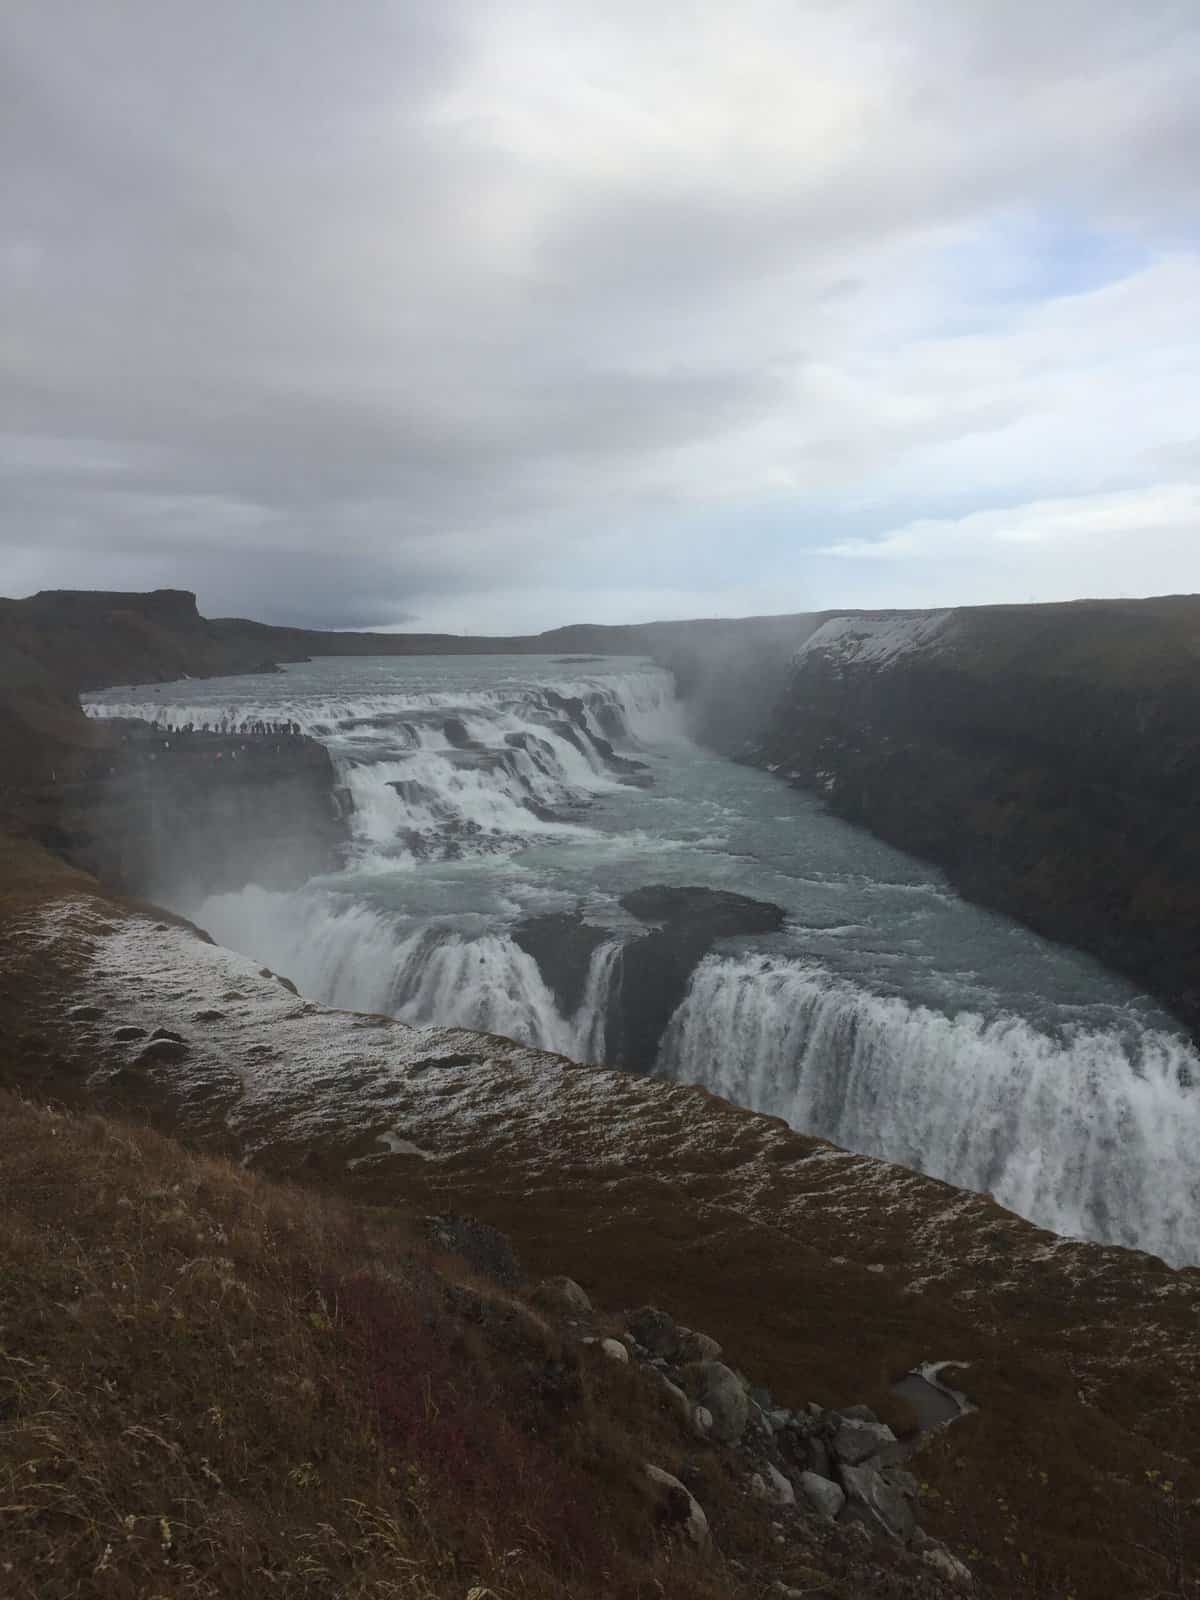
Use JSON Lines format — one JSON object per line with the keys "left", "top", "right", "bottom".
{"left": 2, "top": 0, "right": 1199, "bottom": 629}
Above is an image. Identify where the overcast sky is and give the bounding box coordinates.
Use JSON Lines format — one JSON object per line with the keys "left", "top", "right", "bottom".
{"left": 3, "top": 1, "right": 1199, "bottom": 632}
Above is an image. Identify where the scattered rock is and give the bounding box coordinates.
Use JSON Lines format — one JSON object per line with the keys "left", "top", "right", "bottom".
{"left": 643, "top": 1464, "right": 711, "bottom": 1551}
{"left": 531, "top": 1275, "right": 592, "bottom": 1315}
{"left": 688, "top": 1360, "right": 749, "bottom": 1445}
{"left": 112, "top": 1025, "right": 148, "bottom": 1041}
{"left": 839, "top": 1462, "right": 917, "bottom": 1541}
{"left": 191, "top": 1009, "right": 225, "bottom": 1022}
{"left": 799, "top": 1471, "right": 846, "bottom": 1521}
{"left": 600, "top": 1338, "right": 629, "bottom": 1364}
{"left": 149, "top": 1027, "right": 186, "bottom": 1043}
{"left": 67, "top": 1005, "right": 105, "bottom": 1022}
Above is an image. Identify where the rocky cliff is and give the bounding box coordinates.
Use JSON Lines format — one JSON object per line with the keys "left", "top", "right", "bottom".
{"left": 747, "top": 597, "right": 1200, "bottom": 1034}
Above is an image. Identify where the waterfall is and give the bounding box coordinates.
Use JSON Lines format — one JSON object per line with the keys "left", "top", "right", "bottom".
{"left": 192, "top": 886, "right": 623, "bottom": 1061}
{"left": 658, "top": 954, "right": 1200, "bottom": 1265}
{"left": 84, "top": 663, "right": 680, "bottom": 867}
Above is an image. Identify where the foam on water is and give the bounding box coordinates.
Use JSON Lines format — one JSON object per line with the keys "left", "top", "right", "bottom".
{"left": 658, "top": 954, "right": 1200, "bottom": 1264}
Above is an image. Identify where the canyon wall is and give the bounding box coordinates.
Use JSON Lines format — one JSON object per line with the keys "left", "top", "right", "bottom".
{"left": 746, "top": 597, "right": 1200, "bottom": 1034}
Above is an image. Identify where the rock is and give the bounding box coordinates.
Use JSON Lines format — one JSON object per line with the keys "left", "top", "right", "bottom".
{"left": 677, "top": 1326, "right": 722, "bottom": 1362}
{"left": 798, "top": 1471, "right": 846, "bottom": 1521}
{"left": 882, "top": 1467, "right": 919, "bottom": 1498}
{"left": 688, "top": 1361, "right": 749, "bottom": 1445}
{"left": 655, "top": 1373, "right": 712, "bottom": 1439}
{"left": 112, "top": 1025, "right": 148, "bottom": 1041}
{"left": 600, "top": 1338, "right": 629, "bottom": 1364}
{"left": 768, "top": 1407, "right": 794, "bottom": 1431}
{"left": 838, "top": 1463, "right": 917, "bottom": 1541}
{"left": 643, "top": 1464, "right": 711, "bottom": 1551}
{"left": 916, "top": 1537, "right": 972, "bottom": 1587}
{"left": 764, "top": 1465, "right": 793, "bottom": 1504}
{"left": 804, "top": 1436, "right": 833, "bottom": 1479}
{"left": 422, "top": 1215, "right": 522, "bottom": 1287}
{"left": 626, "top": 1305, "right": 680, "bottom": 1359}
{"left": 531, "top": 1275, "right": 592, "bottom": 1315}
{"left": 831, "top": 1419, "right": 896, "bottom": 1466}
{"left": 837, "top": 1404, "right": 879, "bottom": 1424}
{"left": 149, "top": 1027, "right": 185, "bottom": 1043}
{"left": 136, "top": 1038, "right": 189, "bottom": 1063}
{"left": 67, "top": 1004, "right": 104, "bottom": 1022}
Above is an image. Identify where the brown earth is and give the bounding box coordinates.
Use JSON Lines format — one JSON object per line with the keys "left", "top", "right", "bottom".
{"left": 0, "top": 835, "right": 1197, "bottom": 1600}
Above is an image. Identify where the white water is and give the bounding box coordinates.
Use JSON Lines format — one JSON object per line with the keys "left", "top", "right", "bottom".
{"left": 85, "top": 654, "right": 1200, "bottom": 1265}
{"left": 659, "top": 955, "right": 1200, "bottom": 1264}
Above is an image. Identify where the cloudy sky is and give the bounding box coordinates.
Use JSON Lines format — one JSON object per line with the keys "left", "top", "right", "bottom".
{"left": 3, "top": 0, "right": 1199, "bottom": 632}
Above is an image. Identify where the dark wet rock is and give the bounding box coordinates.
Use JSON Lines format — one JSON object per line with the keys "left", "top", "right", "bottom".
{"left": 423, "top": 1214, "right": 521, "bottom": 1288}
{"left": 609, "top": 886, "right": 786, "bottom": 1070}
{"left": 512, "top": 912, "right": 611, "bottom": 1017}
{"left": 112, "top": 1025, "right": 148, "bottom": 1041}
{"left": 67, "top": 1004, "right": 105, "bottom": 1022}
{"left": 150, "top": 1027, "right": 186, "bottom": 1043}
{"left": 191, "top": 1009, "right": 225, "bottom": 1023}
{"left": 441, "top": 717, "right": 476, "bottom": 749}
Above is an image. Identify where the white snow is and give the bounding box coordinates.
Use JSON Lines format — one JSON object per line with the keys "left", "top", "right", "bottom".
{"left": 795, "top": 612, "right": 954, "bottom": 669}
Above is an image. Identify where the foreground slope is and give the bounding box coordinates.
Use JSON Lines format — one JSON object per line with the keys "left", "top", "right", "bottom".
{"left": 1, "top": 837, "right": 1197, "bottom": 1599}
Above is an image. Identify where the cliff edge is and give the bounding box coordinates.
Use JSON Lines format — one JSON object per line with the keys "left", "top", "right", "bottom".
{"left": 748, "top": 596, "right": 1200, "bottom": 1034}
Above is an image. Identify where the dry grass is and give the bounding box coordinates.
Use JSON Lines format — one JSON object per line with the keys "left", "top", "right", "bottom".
{"left": 0, "top": 1090, "right": 767, "bottom": 1600}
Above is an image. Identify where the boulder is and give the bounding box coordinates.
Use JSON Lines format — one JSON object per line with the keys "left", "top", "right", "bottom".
{"left": 67, "top": 1004, "right": 105, "bottom": 1022}
{"left": 655, "top": 1372, "right": 713, "bottom": 1438}
{"left": 626, "top": 1305, "right": 680, "bottom": 1359}
{"left": 688, "top": 1361, "right": 749, "bottom": 1445}
{"left": 838, "top": 1463, "right": 916, "bottom": 1541}
{"left": 112, "top": 1025, "right": 148, "bottom": 1041}
{"left": 677, "top": 1326, "right": 722, "bottom": 1362}
{"left": 531, "top": 1275, "right": 592, "bottom": 1315}
{"left": 150, "top": 1026, "right": 185, "bottom": 1043}
{"left": 600, "top": 1338, "right": 629, "bottom": 1364}
{"left": 831, "top": 1419, "right": 896, "bottom": 1467}
{"left": 643, "top": 1464, "right": 711, "bottom": 1551}
{"left": 798, "top": 1471, "right": 845, "bottom": 1521}
{"left": 764, "top": 1465, "right": 793, "bottom": 1504}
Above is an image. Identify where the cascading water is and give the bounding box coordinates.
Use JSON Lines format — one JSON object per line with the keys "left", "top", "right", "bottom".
{"left": 84, "top": 653, "right": 1200, "bottom": 1266}
{"left": 658, "top": 955, "right": 1200, "bottom": 1264}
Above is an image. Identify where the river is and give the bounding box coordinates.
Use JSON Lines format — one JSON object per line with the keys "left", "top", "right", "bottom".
{"left": 85, "top": 653, "right": 1200, "bottom": 1265}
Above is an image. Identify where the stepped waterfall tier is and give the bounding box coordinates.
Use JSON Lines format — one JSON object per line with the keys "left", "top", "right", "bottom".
{"left": 86, "top": 654, "right": 1200, "bottom": 1265}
